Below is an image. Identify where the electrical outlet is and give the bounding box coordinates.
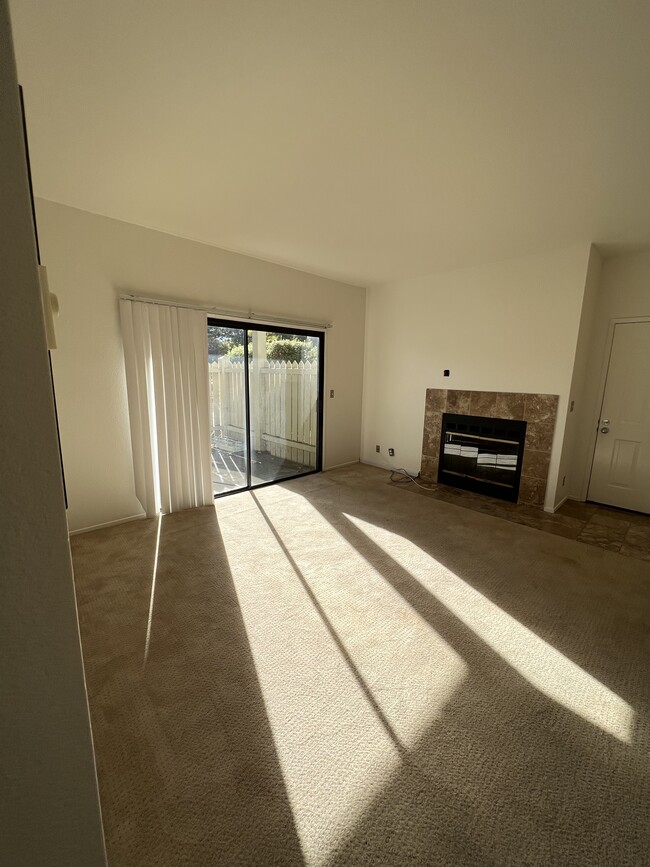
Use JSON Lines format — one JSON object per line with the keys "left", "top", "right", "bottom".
{"left": 376, "top": 444, "right": 380, "bottom": 453}
{"left": 388, "top": 448, "right": 395, "bottom": 456}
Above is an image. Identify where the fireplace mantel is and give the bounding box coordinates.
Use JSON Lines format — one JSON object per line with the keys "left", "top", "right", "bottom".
{"left": 421, "top": 389, "right": 559, "bottom": 506}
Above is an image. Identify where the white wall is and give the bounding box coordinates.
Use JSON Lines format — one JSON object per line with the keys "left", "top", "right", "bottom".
{"left": 361, "top": 244, "right": 592, "bottom": 510}
{"left": 0, "top": 4, "right": 106, "bottom": 863}
{"left": 571, "top": 249, "right": 650, "bottom": 500}
{"left": 35, "top": 200, "right": 366, "bottom": 531}
{"left": 556, "top": 244, "right": 602, "bottom": 504}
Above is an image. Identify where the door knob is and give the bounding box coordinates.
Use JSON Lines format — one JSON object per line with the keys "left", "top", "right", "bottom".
{"left": 600, "top": 426, "right": 610, "bottom": 434}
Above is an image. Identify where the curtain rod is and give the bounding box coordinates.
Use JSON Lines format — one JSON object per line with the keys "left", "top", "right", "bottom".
{"left": 119, "top": 294, "right": 332, "bottom": 331}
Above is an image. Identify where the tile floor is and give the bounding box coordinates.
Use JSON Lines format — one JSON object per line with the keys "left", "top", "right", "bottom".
{"left": 396, "top": 477, "right": 650, "bottom": 562}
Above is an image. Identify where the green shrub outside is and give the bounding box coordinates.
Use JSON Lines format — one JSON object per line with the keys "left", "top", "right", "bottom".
{"left": 267, "top": 337, "right": 317, "bottom": 363}
{"left": 226, "top": 335, "right": 317, "bottom": 363}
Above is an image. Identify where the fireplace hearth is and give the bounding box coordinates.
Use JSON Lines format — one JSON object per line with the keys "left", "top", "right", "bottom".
{"left": 438, "top": 413, "right": 527, "bottom": 502}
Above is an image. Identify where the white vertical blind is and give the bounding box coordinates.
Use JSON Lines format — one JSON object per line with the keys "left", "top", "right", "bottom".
{"left": 120, "top": 299, "right": 213, "bottom": 517}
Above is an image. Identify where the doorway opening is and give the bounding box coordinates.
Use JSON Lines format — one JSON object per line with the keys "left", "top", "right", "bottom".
{"left": 207, "top": 319, "right": 324, "bottom": 496}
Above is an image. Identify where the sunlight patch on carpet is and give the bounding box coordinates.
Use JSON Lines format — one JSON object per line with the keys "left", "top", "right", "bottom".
{"left": 217, "top": 497, "right": 467, "bottom": 865}
{"left": 142, "top": 512, "right": 162, "bottom": 668}
{"left": 344, "top": 514, "right": 634, "bottom": 744}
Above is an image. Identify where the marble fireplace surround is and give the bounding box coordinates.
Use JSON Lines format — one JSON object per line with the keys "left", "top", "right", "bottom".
{"left": 421, "top": 389, "right": 559, "bottom": 507}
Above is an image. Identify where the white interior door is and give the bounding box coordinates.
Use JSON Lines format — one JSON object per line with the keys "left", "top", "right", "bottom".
{"left": 588, "top": 321, "right": 650, "bottom": 513}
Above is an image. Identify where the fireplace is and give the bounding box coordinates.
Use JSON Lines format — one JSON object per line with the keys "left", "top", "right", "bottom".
{"left": 421, "top": 389, "right": 559, "bottom": 506}
{"left": 438, "top": 413, "right": 527, "bottom": 502}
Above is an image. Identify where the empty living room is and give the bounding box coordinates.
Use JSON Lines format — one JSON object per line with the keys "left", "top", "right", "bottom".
{"left": 3, "top": 1, "right": 650, "bottom": 865}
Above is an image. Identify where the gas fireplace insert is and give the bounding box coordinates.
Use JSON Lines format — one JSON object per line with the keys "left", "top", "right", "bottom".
{"left": 438, "top": 413, "right": 527, "bottom": 502}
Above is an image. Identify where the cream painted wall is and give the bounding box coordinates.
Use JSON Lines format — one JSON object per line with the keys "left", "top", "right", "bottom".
{"left": 571, "top": 250, "right": 650, "bottom": 502}
{"left": 0, "top": 3, "right": 106, "bottom": 862}
{"left": 361, "top": 244, "right": 592, "bottom": 510}
{"left": 556, "top": 245, "right": 602, "bottom": 505}
{"left": 36, "top": 200, "right": 366, "bottom": 532}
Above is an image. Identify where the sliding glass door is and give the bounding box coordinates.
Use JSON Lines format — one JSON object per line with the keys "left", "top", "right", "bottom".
{"left": 207, "top": 320, "right": 323, "bottom": 496}
{"left": 207, "top": 324, "right": 249, "bottom": 494}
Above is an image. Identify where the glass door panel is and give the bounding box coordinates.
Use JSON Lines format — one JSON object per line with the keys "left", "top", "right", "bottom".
{"left": 248, "top": 329, "right": 322, "bottom": 487}
{"left": 208, "top": 320, "right": 323, "bottom": 495}
{"left": 207, "top": 325, "right": 249, "bottom": 495}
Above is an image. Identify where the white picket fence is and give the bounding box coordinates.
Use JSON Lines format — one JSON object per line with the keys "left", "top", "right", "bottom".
{"left": 208, "top": 357, "right": 319, "bottom": 467}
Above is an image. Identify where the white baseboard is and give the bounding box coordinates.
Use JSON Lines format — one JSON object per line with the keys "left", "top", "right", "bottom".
{"left": 68, "top": 512, "right": 146, "bottom": 536}
{"left": 360, "top": 458, "right": 420, "bottom": 476}
{"left": 323, "top": 459, "right": 360, "bottom": 472}
{"left": 546, "top": 494, "right": 586, "bottom": 514}
{"left": 360, "top": 458, "right": 391, "bottom": 472}
{"left": 359, "top": 458, "right": 388, "bottom": 470}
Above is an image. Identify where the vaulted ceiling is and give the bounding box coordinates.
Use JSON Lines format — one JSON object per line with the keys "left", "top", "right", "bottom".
{"left": 9, "top": 0, "right": 650, "bottom": 286}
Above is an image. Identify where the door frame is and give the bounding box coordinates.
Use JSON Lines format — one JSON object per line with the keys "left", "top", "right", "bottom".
{"left": 207, "top": 317, "right": 325, "bottom": 497}
{"left": 582, "top": 314, "right": 650, "bottom": 502}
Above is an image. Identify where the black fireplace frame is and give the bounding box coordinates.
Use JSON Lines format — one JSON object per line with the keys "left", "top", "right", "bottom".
{"left": 437, "top": 413, "right": 527, "bottom": 503}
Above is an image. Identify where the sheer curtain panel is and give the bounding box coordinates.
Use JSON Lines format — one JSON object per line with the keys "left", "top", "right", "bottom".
{"left": 120, "top": 299, "right": 213, "bottom": 517}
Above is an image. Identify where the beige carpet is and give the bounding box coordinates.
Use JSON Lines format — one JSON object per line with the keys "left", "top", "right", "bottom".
{"left": 71, "top": 464, "right": 650, "bottom": 866}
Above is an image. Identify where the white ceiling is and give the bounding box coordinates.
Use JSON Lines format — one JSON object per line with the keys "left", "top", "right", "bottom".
{"left": 9, "top": 0, "right": 650, "bottom": 286}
